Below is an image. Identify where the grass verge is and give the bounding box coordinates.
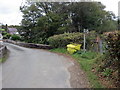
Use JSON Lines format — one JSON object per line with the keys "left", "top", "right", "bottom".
{"left": 49, "top": 48, "right": 104, "bottom": 88}
{"left": 0, "top": 55, "right": 8, "bottom": 63}
{"left": 0, "top": 57, "right": 7, "bottom": 63}
{"left": 0, "top": 58, "right": 2, "bottom": 62}
{"left": 0, "top": 50, "right": 9, "bottom": 63}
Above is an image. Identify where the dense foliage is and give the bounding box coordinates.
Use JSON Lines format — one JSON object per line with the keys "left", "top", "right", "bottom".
{"left": 94, "top": 31, "right": 120, "bottom": 88}
{"left": 2, "top": 32, "right": 11, "bottom": 39}
{"left": 11, "top": 34, "right": 21, "bottom": 41}
{"left": 99, "top": 31, "right": 120, "bottom": 70}
{"left": 48, "top": 31, "right": 97, "bottom": 48}
{"left": 105, "top": 31, "right": 120, "bottom": 61}
{"left": 48, "top": 33, "right": 83, "bottom": 48}
{"left": 20, "top": 1, "right": 117, "bottom": 44}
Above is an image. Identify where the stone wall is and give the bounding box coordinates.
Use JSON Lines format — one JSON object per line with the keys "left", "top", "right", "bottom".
{"left": 4, "top": 40, "right": 53, "bottom": 49}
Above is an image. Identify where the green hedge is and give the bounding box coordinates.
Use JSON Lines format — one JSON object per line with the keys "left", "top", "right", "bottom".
{"left": 105, "top": 31, "right": 120, "bottom": 62}
{"left": 48, "top": 32, "right": 84, "bottom": 48}
{"left": 95, "top": 31, "right": 120, "bottom": 87}
{"left": 2, "top": 32, "right": 11, "bottom": 39}
{"left": 48, "top": 31, "right": 97, "bottom": 49}
{"left": 11, "top": 34, "right": 21, "bottom": 41}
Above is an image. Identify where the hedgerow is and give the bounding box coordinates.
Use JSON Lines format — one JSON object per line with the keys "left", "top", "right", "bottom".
{"left": 11, "top": 34, "right": 21, "bottom": 41}
{"left": 48, "top": 31, "right": 97, "bottom": 49}
{"left": 47, "top": 32, "right": 84, "bottom": 48}
{"left": 94, "top": 31, "right": 120, "bottom": 88}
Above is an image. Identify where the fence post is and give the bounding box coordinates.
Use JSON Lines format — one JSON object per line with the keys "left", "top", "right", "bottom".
{"left": 83, "top": 29, "right": 86, "bottom": 52}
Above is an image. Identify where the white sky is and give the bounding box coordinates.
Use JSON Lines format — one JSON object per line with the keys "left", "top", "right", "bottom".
{"left": 0, "top": 0, "right": 119, "bottom": 25}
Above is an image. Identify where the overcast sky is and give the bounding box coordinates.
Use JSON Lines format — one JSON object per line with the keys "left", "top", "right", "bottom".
{"left": 0, "top": 0, "right": 119, "bottom": 25}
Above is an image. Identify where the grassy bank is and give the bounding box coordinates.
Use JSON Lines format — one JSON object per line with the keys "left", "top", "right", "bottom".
{"left": 49, "top": 48, "right": 104, "bottom": 88}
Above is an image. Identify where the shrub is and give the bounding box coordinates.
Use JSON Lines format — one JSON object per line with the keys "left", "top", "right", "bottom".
{"left": 94, "top": 31, "right": 120, "bottom": 87}
{"left": 47, "top": 32, "right": 84, "bottom": 48}
{"left": 105, "top": 31, "right": 120, "bottom": 61}
{"left": 2, "top": 32, "right": 11, "bottom": 39}
{"left": 48, "top": 31, "right": 97, "bottom": 49}
{"left": 100, "top": 31, "right": 120, "bottom": 71}
{"left": 11, "top": 34, "right": 21, "bottom": 41}
{"left": 85, "top": 31, "right": 97, "bottom": 51}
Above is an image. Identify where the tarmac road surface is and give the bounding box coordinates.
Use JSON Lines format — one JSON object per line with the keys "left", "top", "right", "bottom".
{"left": 2, "top": 43, "right": 73, "bottom": 88}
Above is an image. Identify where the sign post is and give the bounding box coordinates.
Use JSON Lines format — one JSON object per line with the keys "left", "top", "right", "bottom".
{"left": 83, "top": 29, "right": 86, "bottom": 52}
{"left": 83, "top": 29, "right": 88, "bottom": 52}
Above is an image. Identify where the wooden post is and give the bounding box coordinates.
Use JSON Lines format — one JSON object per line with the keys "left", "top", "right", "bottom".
{"left": 83, "top": 29, "right": 86, "bottom": 52}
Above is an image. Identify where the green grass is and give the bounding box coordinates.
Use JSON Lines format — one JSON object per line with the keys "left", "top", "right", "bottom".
{"left": 0, "top": 50, "right": 9, "bottom": 63}
{"left": 49, "top": 48, "right": 104, "bottom": 88}
{"left": 0, "top": 58, "right": 2, "bottom": 62}
{"left": 49, "top": 48, "right": 68, "bottom": 54}
{"left": 72, "top": 53, "right": 104, "bottom": 88}
{"left": 0, "top": 57, "right": 5, "bottom": 63}
{"left": 0, "top": 56, "right": 7, "bottom": 63}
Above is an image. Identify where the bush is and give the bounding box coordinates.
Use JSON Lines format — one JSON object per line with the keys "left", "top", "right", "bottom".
{"left": 11, "top": 34, "right": 21, "bottom": 41}
{"left": 2, "top": 32, "right": 11, "bottom": 39}
{"left": 100, "top": 31, "right": 120, "bottom": 70}
{"left": 47, "top": 32, "right": 84, "bottom": 48}
{"left": 105, "top": 31, "right": 120, "bottom": 61}
{"left": 94, "top": 31, "right": 120, "bottom": 87}
{"left": 85, "top": 31, "right": 97, "bottom": 51}
{"left": 48, "top": 31, "right": 97, "bottom": 49}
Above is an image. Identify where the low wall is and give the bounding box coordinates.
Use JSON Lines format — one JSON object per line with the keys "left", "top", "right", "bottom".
{"left": 4, "top": 39, "right": 53, "bottom": 50}
{"left": 0, "top": 45, "right": 7, "bottom": 58}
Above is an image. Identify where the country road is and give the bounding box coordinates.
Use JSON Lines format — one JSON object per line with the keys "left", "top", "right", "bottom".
{"left": 1, "top": 43, "right": 90, "bottom": 88}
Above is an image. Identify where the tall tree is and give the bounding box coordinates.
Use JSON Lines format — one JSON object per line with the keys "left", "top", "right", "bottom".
{"left": 20, "top": 1, "right": 117, "bottom": 43}
{"left": 69, "top": 2, "right": 117, "bottom": 33}
{"left": 20, "top": 2, "right": 70, "bottom": 43}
